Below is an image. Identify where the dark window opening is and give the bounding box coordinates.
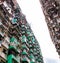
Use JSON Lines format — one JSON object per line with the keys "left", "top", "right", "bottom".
{"left": 21, "top": 61, "right": 28, "bottom": 63}
{"left": 3, "top": 49, "right": 7, "bottom": 54}
{"left": 12, "top": 59, "right": 18, "bottom": 63}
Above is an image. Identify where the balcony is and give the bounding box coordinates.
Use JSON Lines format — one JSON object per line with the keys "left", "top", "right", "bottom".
{"left": 29, "top": 55, "right": 33, "bottom": 59}
{"left": 27, "top": 36, "right": 31, "bottom": 41}
{"left": 28, "top": 41, "right": 32, "bottom": 44}
{"left": 0, "top": 52, "right": 7, "bottom": 60}
{"left": 21, "top": 50, "right": 28, "bottom": 55}
{"left": 11, "top": 18, "right": 17, "bottom": 25}
{"left": 21, "top": 58, "right": 28, "bottom": 61}
{"left": 29, "top": 49, "right": 33, "bottom": 53}
{"left": 31, "top": 37, "right": 35, "bottom": 42}
{"left": 0, "top": 31, "right": 4, "bottom": 37}
{"left": 33, "top": 52, "right": 38, "bottom": 56}
{"left": 26, "top": 30, "right": 33, "bottom": 37}
{"left": 7, "top": 54, "right": 20, "bottom": 63}
{"left": 30, "top": 60, "right": 35, "bottom": 63}
{"left": 33, "top": 49, "right": 37, "bottom": 52}
{"left": 10, "top": 37, "right": 17, "bottom": 43}
{"left": 21, "top": 35, "right": 27, "bottom": 43}
{"left": 9, "top": 46, "right": 19, "bottom": 54}
{"left": 10, "top": 36, "right": 20, "bottom": 51}
{"left": 37, "top": 59, "right": 42, "bottom": 62}
{"left": 21, "top": 44, "right": 29, "bottom": 51}
{"left": 34, "top": 46, "right": 39, "bottom": 49}
{"left": 29, "top": 44, "right": 33, "bottom": 49}
{"left": 2, "top": 41, "right": 9, "bottom": 49}
{"left": 22, "top": 45, "right": 27, "bottom": 49}
{"left": 21, "top": 56, "right": 30, "bottom": 63}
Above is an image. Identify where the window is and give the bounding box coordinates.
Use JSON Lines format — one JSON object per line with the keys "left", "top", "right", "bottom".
{"left": 12, "top": 59, "right": 18, "bottom": 63}
{"left": 3, "top": 48, "right": 7, "bottom": 54}
{"left": 21, "top": 61, "right": 28, "bottom": 63}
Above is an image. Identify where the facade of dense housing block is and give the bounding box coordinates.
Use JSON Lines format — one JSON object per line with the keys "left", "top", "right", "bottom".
{"left": 0, "top": 0, "right": 44, "bottom": 63}
{"left": 40, "top": 0, "right": 60, "bottom": 56}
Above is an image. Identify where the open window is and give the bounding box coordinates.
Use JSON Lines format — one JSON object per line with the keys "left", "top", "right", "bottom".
{"left": 21, "top": 61, "right": 28, "bottom": 63}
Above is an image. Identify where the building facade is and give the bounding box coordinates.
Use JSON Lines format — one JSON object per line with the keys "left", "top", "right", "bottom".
{"left": 40, "top": 0, "right": 60, "bottom": 56}
{"left": 0, "top": 0, "right": 44, "bottom": 63}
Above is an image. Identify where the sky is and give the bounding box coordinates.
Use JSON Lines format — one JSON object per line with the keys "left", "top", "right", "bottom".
{"left": 17, "top": 0, "right": 60, "bottom": 63}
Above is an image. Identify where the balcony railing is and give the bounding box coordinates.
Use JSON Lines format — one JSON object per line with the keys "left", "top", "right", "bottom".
{"left": 2, "top": 40, "right": 9, "bottom": 49}
{"left": 2, "top": 42, "right": 8, "bottom": 49}
{"left": 21, "top": 56, "right": 30, "bottom": 63}
{"left": 21, "top": 35, "right": 27, "bottom": 43}
{"left": 7, "top": 54, "right": 20, "bottom": 63}
{"left": 21, "top": 50, "right": 28, "bottom": 55}
{"left": 0, "top": 52, "right": 7, "bottom": 60}
{"left": 9, "top": 45, "right": 20, "bottom": 54}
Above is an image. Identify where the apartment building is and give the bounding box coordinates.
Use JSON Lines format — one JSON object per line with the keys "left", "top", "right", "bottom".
{"left": 40, "top": 0, "right": 60, "bottom": 56}
{"left": 0, "top": 0, "right": 44, "bottom": 63}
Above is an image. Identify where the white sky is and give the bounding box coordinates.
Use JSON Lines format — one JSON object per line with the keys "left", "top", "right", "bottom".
{"left": 17, "top": 0, "right": 60, "bottom": 62}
